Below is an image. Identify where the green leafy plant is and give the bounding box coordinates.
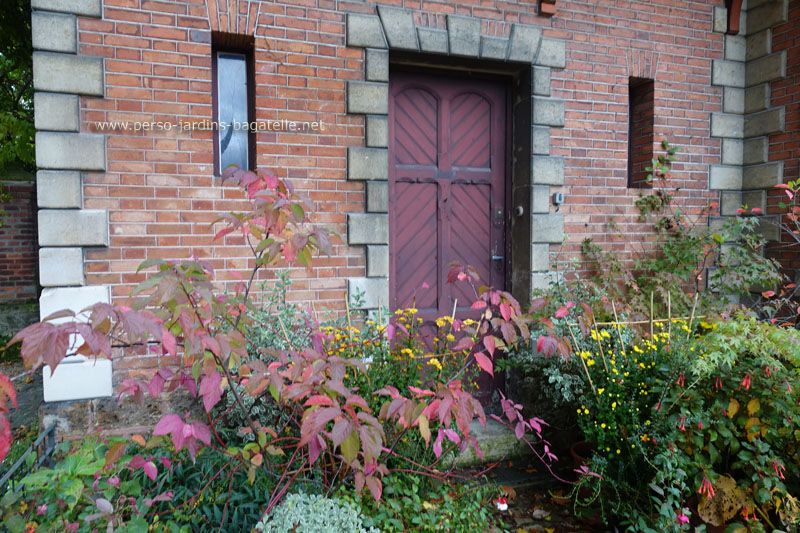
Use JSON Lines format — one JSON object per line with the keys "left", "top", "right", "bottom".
{"left": 6, "top": 167, "right": 574, "bottom": 526}
{"left": 0, "top": 434, "right": 163, "bottom": 532}
{"left": 581, "top": 141, "right": 784, "bottom": 319}
{"left": 341, "top": 473, "right": 498, "bottom": 532}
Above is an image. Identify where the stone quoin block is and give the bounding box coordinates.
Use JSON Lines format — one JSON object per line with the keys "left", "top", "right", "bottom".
{"left": 39, "top": 284, "right": 110, "bottom": 324}
{"left": 531, "top": 243, "right": 550, "bottom": 272}
{"left": 365, "top": 115, "right": 388, "bottom": 148}
{"left": 746, "top": 0, "right": 789, "bottom": 35}
{"left": 723, "top": 88, "right": 745, "bottom": 115}
{"left": 366, "top": 182, "right": 388, "bottom": 213}
{"left": 724, "top": 35, "right": 746, "bottom": 62}
{"left": 417, "top": 28, "right": 448, "bottom": 54}
{"left": 347, "top": 213, "right": 389, "bottom": 244}
{"left": 348, "top": 277, "right": 389, "bottom": 309}
{"left": 376, "top": 6, "right": 418, "bottom": 51}
{"left": 531, "top": 214, "right": 564, "bottom": 243}
{"left": 446, "top": 15, "right": 481, "bottom": 57}
{"left": 721, "top": 139, "right": 743, "bottom": 166}
{"left": 531, "top": 186, "right": 550, "bottom": 214}
{"left": 31, "top": 12, "right": 77, "bottom": 53}
{"left": 33, "top": 52, "right": 104, "bottom": 96}
{"left": 532, "top": 67, "right": 551, "bottom": 96}
{"left": 720, "top": 192, "right": 743, "bottom": 216}
{"left": 347, "top": 147, "right": 388, "bottom": 181}
{"left": 746, "top": 51, "right": 786, "bottom": 87}
{"left": 37, "top": 170, "right": 82, "bottom": 208}
{"left": 366, "top": 245, "right": 389, "bottom": 277}
{"left": 346, "top": 82, "right": 388, "bottom": 115}
{"left": 711, "top": 60, "right": 745, "bottom": 88}
{"left": 532, "top": 126, "right": 551, "bottom": 155}
{"left": 530, "top": 272, "right": 559, "bottom": 291}
{"left": 743, "top": 137, "right": 768, "bottom": 165}
{"left": 746, "top": 30, "right": 771, "bottom": 61}
{"left": 36, "top": 132, "right": 106, "bottom": 170}
{"left": 533, "top": 98, "right": 565, "bottom": 127}
{"left": 755, "top": 217, "right": 781, "bottom": 242}
{"left": 743, "top": 162, "right": 783, "bottom": 190}
{"left": 742, "top": 190, "right": 767, "bottom": 212}
{"left": 346, "top": 14, "right": 387, "bottom": 49}
{"left": 710, "top": 113, "right": 744, "bottom": 138}
{"left": 712, "top": 6, "right": 728, "bottom": 33}
{"left": 39, "top": 247, "right": 84, "bottom": 287}
{"left": 744, "top": 107, "right": 785, "bottom": 138}
{"left": 34, "top": 92, "right": 79, "bottom": 132}
{"left": 480, "top": 37, "right": 509, "bottom": 60}
{"left": 535, "top": 39, "right": 566, "bottom": 68}
{"left": 39, "top": 284, "right": 112, "bottom": 402}
{"left": 709, "top": 165, "right": 743, "bottom": 190}
{"left": 365, "top": 49, "right": 389, "bottom": 82}
{"left": 507, "top": 24, "right": 542, "bottom": 63}
{"left": 38, "top": 209, "right": 109, "bottom": 247}
{"left": 31, "top": 0, "right": 101, "bottom": 17}
{"left": 745, "top": 84, "right": 770, "bottom": 114}
{"left": 532, "top": 156, "right": 565, "bottom": 186}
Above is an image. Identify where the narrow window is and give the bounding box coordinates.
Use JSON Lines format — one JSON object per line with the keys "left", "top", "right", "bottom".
{"left": 628, "top": 77, "right": 655, "bottom": 188}
{"left": 212, "top": 34, "right": 255, "bottom": 175}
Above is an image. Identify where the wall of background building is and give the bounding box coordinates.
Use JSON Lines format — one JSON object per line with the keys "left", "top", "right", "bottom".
{"left": 0, "top": 177, "right": 38, "bottom": 337}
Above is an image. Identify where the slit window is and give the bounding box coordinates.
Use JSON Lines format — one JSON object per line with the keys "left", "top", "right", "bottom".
{"left": 628, "top": 77, "right": 655, "bottom": 188}
{"left": 212, "top": 35, "right": 255, "bottom": 175}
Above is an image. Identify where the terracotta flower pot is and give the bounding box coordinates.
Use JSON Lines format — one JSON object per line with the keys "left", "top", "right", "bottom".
{"left": 570, "top": 440, "right": 594, "bottom": 469}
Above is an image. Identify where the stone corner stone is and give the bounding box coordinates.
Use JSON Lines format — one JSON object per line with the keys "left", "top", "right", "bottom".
{"left": 446, "top": 15, "right": 481, "bottom": 57}
{"left": 346, "top": 13, "right": 387, "bottom": 49}
{"left": 348, "top": 277, "right": 389, "bottom": 310}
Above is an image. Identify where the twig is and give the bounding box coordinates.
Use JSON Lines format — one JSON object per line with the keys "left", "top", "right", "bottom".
{"left": 686, "top": 292, "right": 699, "bottom": 340}
{"left": 565, "top": 315, "right": 706, "bottom": 328}
{"left": 590, "top": 315, "right": 609, "bottom": 373}
{"left": 567, "top": 324, "right": 598, "bottom": 399}
{"left": 610, "top": 300, "right": 625, "bottom": 351}
{"left": 667, "top": 292, "right": 672, "bottom": 347}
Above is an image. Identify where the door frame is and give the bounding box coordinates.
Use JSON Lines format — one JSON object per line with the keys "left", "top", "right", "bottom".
{"left": 387, "top": 65, "right": 514, "bottom": 311}
{"left": 388, "top": 55, "right": 532, "bottom": 304}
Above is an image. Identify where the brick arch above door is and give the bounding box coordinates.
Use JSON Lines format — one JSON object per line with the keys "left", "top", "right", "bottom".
{"left": 343, "top": 5, "right": 567, "bottom": 311}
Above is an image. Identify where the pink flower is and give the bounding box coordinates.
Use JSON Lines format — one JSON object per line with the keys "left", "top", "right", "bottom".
{"left": 739, "top": 374, "right": 751, "bottom": 390}
{"left": 108, "top": 476, "right": 121, "bottom": 487}
{"left": 675, "top": 508, "right": 690, "bottom": 524}
{"left": 714, "top": 376, "right": 722, "bottom": 390}
{"left": 676, "top": 374, "right": 685, "bottom": 387}
{"left": 774, "top": 460, "right": 786, "bottom": 480}
{"left": 37, "top": 504, "right": 47, "bottom": 516}
{"left": 698, "top": 477, "right": 715, "bottom": 499}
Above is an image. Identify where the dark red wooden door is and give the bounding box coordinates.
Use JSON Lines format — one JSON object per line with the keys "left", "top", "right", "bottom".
{"left": 389, "top": 71, "right": 507, "bottom": 322}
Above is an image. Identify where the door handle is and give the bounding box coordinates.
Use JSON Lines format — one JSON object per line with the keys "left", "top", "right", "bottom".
{"left": 492, "top": 255, "right": 504, "bottom": 261}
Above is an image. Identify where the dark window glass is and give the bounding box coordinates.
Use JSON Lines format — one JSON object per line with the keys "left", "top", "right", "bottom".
{"left": 628, "top": 77, "right": 655, "bottom": 188}
{"left": 216, "top": 52, "right": 249, "bottom": 172}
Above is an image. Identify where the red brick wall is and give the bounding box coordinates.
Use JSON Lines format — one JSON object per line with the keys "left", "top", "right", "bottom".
{"left": 71, "top": 0, "right": 728, "bottom": 379}
{"left": 0, "top": 181, "right": 38, "bottom": 304}
{"left": 550, "top": 0, "right": 721, "bottom": 273}
{"left": 76, "top": 0, "right": 725, "bottom": 296}
{"left": 767, "top": 1, "right": 800, "bottom": 275}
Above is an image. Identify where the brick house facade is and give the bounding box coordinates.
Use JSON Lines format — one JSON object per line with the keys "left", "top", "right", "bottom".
{"left": 24, "top": 0, "right": 796, "bottom": 403}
